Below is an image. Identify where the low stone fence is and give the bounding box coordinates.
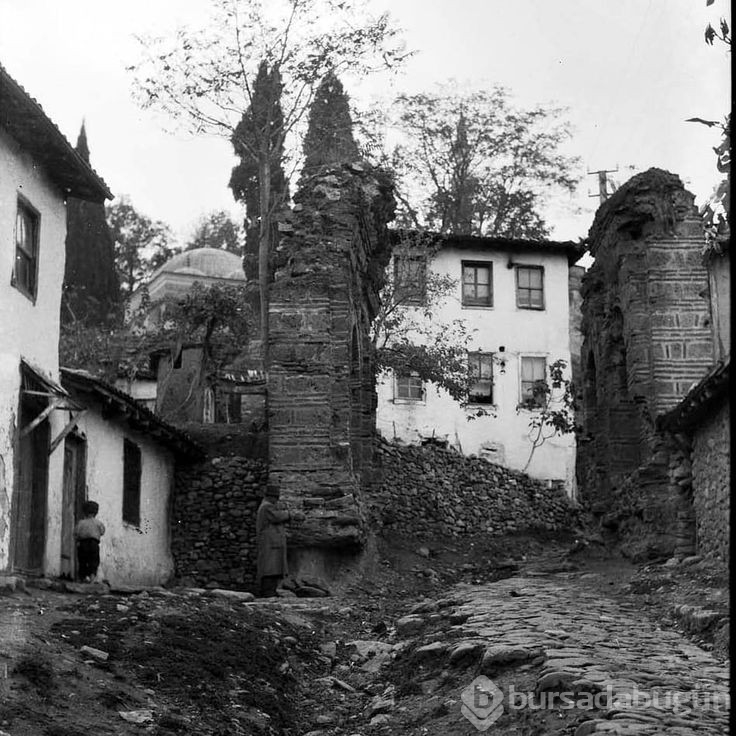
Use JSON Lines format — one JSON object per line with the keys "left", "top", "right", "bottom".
{"left": 369, "top": 439, "right": 579, "bottom": 537}
{"left": 172, "top": 457, "right": 267, "bottom": 590}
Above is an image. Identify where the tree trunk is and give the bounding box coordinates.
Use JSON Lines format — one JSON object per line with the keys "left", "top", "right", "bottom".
{"left": 258, "top": 152, "right": 272, "bottom": 367}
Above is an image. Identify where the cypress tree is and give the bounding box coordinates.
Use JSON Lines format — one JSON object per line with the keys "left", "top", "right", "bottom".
{"left": 302, "top": 71, "right": 360, "bottom": 176}
{"left": 61, "top": 123, "right": 120, "bottom": 325}
{"left": 228, "top": 62, "right": 287, "bottom": 351}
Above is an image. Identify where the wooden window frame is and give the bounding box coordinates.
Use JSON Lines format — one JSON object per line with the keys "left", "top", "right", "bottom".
{"left": 394, "top": 254, "right": 427, "bottom": 306}
{"left": 461, "top": 261, "right": 493, "bottom": 308}
{"left": 516, "top": 265, "right": 545, "bottom": 310}
{"left": 12, "top": 197, "right": 40, "bottom": 302}
{"left": 520, "top": 356, "right": 547, "bottom": 409}
{"left": 394, "top": 373, "right": 424, "bottom": 402}
{"left": 122, "top": 438, "right": 142, "bottom": 527}
{"left": 467, "top": 351, "right": 494, "bottom": 405}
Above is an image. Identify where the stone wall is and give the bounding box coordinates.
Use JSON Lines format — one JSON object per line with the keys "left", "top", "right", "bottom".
{"left": 267, "top": 161, "right": 394, "bottom": 558}
{"left": 692, "top": 402, "right": 730, "bottom": 565}
{"left": 577, "top": 169, "right": 713, "bottom": 557}
{"left": 369, "top": 440, "right": 579, "bottom": 537}
{"left": 171, "top": 457, "right": 267, "bottom": 590}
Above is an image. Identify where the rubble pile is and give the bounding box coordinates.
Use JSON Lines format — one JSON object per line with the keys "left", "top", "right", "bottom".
{"left": 370, "top": 439, "right": 579, "bottom": 537}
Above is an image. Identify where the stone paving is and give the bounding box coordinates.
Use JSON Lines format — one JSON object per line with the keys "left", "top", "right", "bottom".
{"left": 398, "top": 573, "right": 730, "bottom": 735}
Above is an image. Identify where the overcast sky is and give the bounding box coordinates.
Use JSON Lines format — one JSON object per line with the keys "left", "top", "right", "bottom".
{"left": 0, "top": 0, "right": 730, "bottom": 244}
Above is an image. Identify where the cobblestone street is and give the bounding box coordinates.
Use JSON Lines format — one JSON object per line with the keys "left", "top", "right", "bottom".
{"left": 390, "top": 570, "right": 730, "bottom": 735}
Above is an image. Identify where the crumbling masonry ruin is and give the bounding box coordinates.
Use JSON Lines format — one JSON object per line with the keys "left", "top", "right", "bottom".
{"left": 266, "top": 160, "right": 395, "bottom": 575}
{"left": 577, "top": 168, "right": 722, "bottom": 560}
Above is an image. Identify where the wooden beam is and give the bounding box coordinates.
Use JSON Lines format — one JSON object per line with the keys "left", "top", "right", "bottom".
{"left": 22, "top": 389, "right": 65, "bottom": 398}
{"left": 19, "top": 398, "right": 63, "bottom": 438}
{"left": 48, "top": 410, "right": 88, "bottom": 455}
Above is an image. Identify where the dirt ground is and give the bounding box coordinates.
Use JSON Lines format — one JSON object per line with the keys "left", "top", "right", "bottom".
{"left": 0, "top": 530, "right": 728, "bottom": 736}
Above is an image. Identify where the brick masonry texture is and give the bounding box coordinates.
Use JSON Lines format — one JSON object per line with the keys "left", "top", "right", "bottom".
{"left": 267, "top": 161, "right": 395, "bottom": 552}
{"left": 691, "top": 402, "right": 730, "bottom": 565}
{"left": 577, "top": 169, "right": 715, "bottom": 559}
{"left": 369, "top": 439, "right": 580, "bottom": 537}
{"left": 172, "top": 457, "right": 267, "bottom": 590}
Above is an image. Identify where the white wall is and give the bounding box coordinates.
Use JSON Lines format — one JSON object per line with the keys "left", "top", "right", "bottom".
{"left": 72, "top": 409, "right": 175, "bottom": 586}
{"left": 376, "top": 245, "right": 577, "bottom": 495}
{"left": 0, "top": 128, "right": 68, "bottom": 570}
{"left": 114, "top": 377, "right": 158, "bottom": 411}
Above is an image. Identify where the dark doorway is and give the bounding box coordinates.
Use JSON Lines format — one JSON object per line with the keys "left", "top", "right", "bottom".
{"left": 12, "top": 393, "right": 50, "bottom": 574}
{"left": 61, "top": 434, "right": 87, "bottom": 578}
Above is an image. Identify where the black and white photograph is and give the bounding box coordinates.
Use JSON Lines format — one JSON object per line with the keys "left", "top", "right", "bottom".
{"left": 0, "top": 1, "right": 730, "bottom": 733}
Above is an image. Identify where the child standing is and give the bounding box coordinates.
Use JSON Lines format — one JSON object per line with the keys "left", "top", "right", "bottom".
{"left": 74, "top": 500, "right": 105, "bottom": 583}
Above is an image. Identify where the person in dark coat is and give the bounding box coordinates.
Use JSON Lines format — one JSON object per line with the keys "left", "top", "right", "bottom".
{"left": 256, "top": 485, "right": 304, "bottom": 597}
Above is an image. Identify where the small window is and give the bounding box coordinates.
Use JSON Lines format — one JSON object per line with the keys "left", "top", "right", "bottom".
{"left": 394, "top": 254, "right": 426, "bottom": 306}
{"left": 395, "top": 374, "right": 424, "bottom": 401}
{"left": 468, "top": 352, "right": 494, "bottom": 404}
{"left": 12, "top": 199, "right": 40, "bottom": 299}
{"left": 516, "top": 266, "right": 544, "bottom": 309}
{"left": 227, "top": 392, "right": 243, "bottom": 423}
{"left": 520, "top": 356, "right": 547, "bottom": 407}
{"left": 122, "top": 439, "right": 141, "bottom": 526}
{"left": 462, "top": 261, "right": 493, "bottom": 307}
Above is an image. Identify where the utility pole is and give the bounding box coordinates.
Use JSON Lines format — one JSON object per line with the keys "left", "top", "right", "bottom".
{"left": 587, "top": 166, "right": 619, "bottom": 204}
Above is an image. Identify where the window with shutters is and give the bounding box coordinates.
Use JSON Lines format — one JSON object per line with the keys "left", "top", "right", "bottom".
{"left": 122, "top": 439, "right": 141, "bottom": 526}
{"left": 12, "top": 198, "right": 40, "bottom": 300}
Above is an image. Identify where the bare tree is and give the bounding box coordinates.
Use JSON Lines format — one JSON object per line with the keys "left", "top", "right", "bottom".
{"left": 129, "top": 0, "right": 409, "bottom": 360}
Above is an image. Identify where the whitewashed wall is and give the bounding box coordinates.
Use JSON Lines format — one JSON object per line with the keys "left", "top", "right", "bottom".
{"left": 73, "top": 410, "right": 175, "bottom": 587}
{"left": 0, "top": 128, "right": 67, "bottom": 570}
{"left": 376, "top": 246, "right": 577, "bottom": 496}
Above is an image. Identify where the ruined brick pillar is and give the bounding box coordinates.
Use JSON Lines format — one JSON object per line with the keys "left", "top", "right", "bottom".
{"left": 577, "top": 169, "right": 713, "bottom": 557}
{"left": 267, "top": 162, "right": 394, "bottom": 563}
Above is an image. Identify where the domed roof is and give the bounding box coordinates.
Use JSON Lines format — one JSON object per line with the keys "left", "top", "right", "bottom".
{"left": 151, "top": 248, "right": 245, "bottom": 281}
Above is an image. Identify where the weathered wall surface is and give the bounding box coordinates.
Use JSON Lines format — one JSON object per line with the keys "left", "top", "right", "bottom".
{"left": 0, "top": 127, "right": 68, "bottom": 573}
{"left": 376, "top": 245, "right": 577, "bottom": 494}
{"left": 692, "top": 401, "right": 730, "bottom": 565}
{"left": 155, "top": 346, "right": 205, "bottom": 424}
{"left": 267, "top": 162, "right": 394, "bottom": 555}
{"left": 172, "top": 457, "right": 267, "bottom": 590}
{"left": 369, "top": 439, "right": 579, "bottom": 538}
{"left": 706, "top": 248, "right": 730, "bottom": 361}
{"left": 77, "top": 409, "right": 176, "bottom": 587}
{"left": 568, "top": 264, "right": 585, "bottom": 405}
{"left": 577, "top": 169, "right": 713, "bottom": 557}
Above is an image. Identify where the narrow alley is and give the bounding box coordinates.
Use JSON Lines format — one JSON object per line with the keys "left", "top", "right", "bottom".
{"left": 0, "top": 534, "right": 729, "bottom": 735}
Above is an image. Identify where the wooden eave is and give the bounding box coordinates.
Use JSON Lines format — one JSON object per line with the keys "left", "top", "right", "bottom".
{"left": 60, "top": 368, "right": 203, "bottom": 458}
{"left": 0, "top": 63, "right": 112, "bottom": 202}
{"left": 388, "top": 228, "right": 584, "bottom": 265}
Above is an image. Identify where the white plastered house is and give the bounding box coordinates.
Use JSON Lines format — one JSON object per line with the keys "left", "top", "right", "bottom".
{"left": 0, "top": 64, "right": 201, "bottom": 585}
{"left": 376, "top": 233, "right": 583, "bottom": 496}
{"left": 0, "top": 62, "right": 111, "bottom": 577}
{"left": 60, "top": 369, "right": 201, "bottom": 587}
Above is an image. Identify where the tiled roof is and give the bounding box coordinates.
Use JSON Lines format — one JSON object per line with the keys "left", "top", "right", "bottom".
{"left": 60, "top": 368, "right": 203, "bottom": 458}
{"left": 0, "top": 62, "right": 112, "bottom": 202}
{"left": 389, "top": 228, "right": 583, "bottom": 264}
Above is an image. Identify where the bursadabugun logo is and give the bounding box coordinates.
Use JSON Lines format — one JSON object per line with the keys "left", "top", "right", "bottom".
{"left": 461, "top": 675, "right": 504, "bottom": 731}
